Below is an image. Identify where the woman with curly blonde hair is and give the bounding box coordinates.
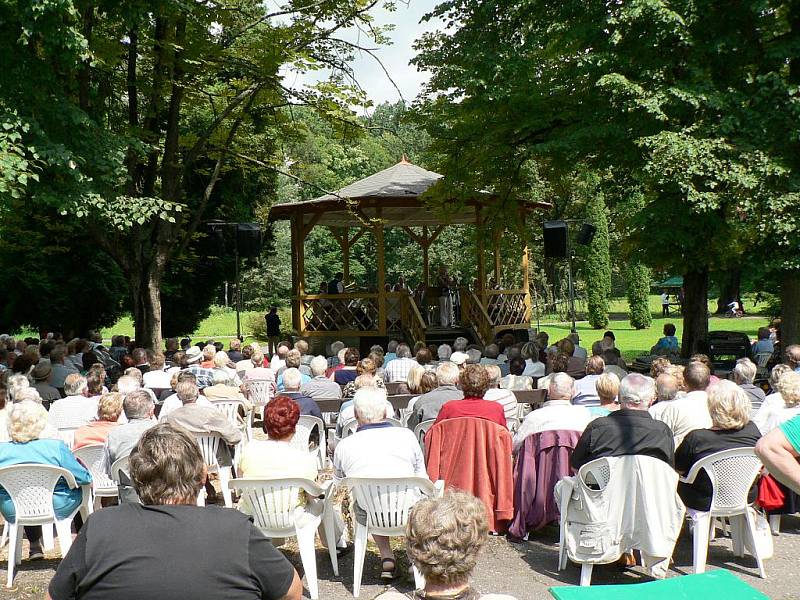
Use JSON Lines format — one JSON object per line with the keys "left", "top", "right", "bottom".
{"left": 377, "top": 490, "right": 515, "bottom": 599}
{"left": 753, "top": 369, "right": 800, "bottom": 435}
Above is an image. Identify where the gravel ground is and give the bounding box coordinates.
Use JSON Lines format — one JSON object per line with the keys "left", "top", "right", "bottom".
{"left": 1, "top": 514, "right": 798, "bottom": 599}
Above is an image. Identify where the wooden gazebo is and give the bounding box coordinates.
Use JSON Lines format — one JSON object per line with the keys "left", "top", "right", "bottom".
{"left": 268, "top": 159, "right": 549, "bottom": 347}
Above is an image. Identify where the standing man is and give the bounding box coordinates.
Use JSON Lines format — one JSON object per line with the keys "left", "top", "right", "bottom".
{"left": 661, "top": 290, "right": 670, "bottom": 317}
{"left": 265, "top": 306, "right": 281, "bottom": 357}
{"left": 437, "top": 265, "right": 452, "bottom": 327}
{"left": 327, "top": 272, "right": 345, "bottom": 294}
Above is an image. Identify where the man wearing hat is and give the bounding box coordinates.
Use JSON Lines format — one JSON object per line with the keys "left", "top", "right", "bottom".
{"left": 31, "top": 362, "right": 61, "bottom": 408}
{"left": 183, "top": 346, "right": 214, "bottom": 388}
{"left": 449, "top": 351, "right": 469, "bottom": 369}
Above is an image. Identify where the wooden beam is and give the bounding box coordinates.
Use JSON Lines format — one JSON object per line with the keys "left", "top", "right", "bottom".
{"left": 327, "top": 226, "right": 345, "bottom": 246}
{"left": 427, "top": 224, "right": 445, "bottom": 246}
{"left": 301, "top": 212, "right": 323, "bottom": 240}
{"left": 290, "top": 216, "right": 301, "bottom": 333}
{"left": 376, "top": 209, "right": 387, "bottom": 335}
{"left": 348, "top": 227, "right": 367, "bottom": 246}
{"left": 520, "top": 212, "right": 531, "bottom": 321}
{"left": 476, "top": 207, "right": 488, "bottom": 312}
{"left": 422, "top": 226, "right": 430, "bottom": 288}
{"left": 402, "top": 226, "right": 425, "bottom": 246}
{"left": 493, "top": 229, "right": 501, "bottom": 287}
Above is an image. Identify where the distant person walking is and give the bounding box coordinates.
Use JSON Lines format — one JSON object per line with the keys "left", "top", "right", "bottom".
{"left": 661, "top": 290, "right": 670, "bottom": 317}
{"left": 265, "top": 306, "right": 281, "bottom": 357}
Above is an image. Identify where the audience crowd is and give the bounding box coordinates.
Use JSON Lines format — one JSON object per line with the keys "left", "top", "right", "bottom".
{"left": 0, "top": 321, "right": 798, "bottom": 598}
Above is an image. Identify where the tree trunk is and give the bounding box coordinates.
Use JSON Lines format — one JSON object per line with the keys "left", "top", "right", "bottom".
{"left": 715, "top": 268, "right": 741, "bottom": 314}
{"left": 681, "top": 268, "right": 709, "bottom": 358}
{"left": 781, "top": 270, "right": 800, "bottom": 349}
{"left": 129, "top": 261, "right": 164, "bottom": 351}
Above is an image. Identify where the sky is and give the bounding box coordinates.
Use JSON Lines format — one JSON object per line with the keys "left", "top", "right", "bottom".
{"left": 284, "top": 0, "right": 442, "bottom": 113}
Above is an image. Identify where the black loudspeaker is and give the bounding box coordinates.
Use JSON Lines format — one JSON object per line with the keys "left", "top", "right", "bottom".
{"left": 576, "top": 223, "right": 597, "bottom": 246}
{"left": 206, "top": 223, "right": 227, "bottom": 257}
{"left": 543, "top": 220, "right": 568, "bottom": 258}
{"left": 236, "top": 223, "right": 263, "bottom": 258}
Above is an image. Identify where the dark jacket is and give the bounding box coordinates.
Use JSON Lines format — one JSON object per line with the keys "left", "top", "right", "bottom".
{"left": 571, "top": 408, "right": 674, "bottom": 470}
{"left": 282, "top": 391, "right": 322, "bottom": 420}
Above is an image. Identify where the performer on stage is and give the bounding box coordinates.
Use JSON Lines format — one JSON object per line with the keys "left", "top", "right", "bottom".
{"left": 438, "top": 266, "right": 453, "bottom": 327}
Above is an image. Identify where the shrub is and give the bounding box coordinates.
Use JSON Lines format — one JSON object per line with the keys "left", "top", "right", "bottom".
{"left": 626, "top": 262, "right": 652, "bottom": 329}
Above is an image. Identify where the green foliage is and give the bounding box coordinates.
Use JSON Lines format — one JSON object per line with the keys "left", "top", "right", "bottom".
{"left": 626, "top": 262, "right": 652, "bottom": 330}
{"left": 579, "top": 177, "right": 611, "bottom": 329}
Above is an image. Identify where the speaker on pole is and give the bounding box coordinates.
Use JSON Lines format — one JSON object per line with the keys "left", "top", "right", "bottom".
{"left": 205, "top": 223, "right": 227, "bottom": 257}
{"left": 576, "top": 223, "right": 597, "bottom": 246}
{"left": 236, "top": 223, "right": 263, "bottom": 258}
{"left": 543, "top": 220, "right": 568, "bottom": 258}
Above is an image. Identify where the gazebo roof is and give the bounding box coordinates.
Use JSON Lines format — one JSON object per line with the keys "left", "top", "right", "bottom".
{"left": 268, "top": 158, "right": 550, "bottom": 228}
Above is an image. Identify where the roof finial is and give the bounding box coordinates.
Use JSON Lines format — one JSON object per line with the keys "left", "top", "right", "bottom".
{"left": 400, "top": 154, "right": 409, "bottom": 164}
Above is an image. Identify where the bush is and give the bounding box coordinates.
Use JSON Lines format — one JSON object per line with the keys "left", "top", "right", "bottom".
{"left": 582, "top": 182, "right": 611, "bottom": 329}
{"left": 626, "top": 262, "right": 652, "bottom": 329}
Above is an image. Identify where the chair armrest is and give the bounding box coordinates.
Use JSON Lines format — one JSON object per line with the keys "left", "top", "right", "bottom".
{"left": 679, "top": 464, "right": 701, "bottom": 485}
{"left": 433, "top": 480, "right": 445, "bottom": 497}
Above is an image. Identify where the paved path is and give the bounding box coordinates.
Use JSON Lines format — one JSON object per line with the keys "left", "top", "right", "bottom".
{"left": 3, "top": 515, "right": 798, "bottom": 599}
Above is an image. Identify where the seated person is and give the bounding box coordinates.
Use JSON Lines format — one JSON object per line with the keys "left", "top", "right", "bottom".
{"left": 547, "top": 338, "right": 585, "bottom": 379}
{"left": 407, "top": 370, "right": 438, "bottom": 412}
{"left": 572, "top": 355, "right": 605, "bottom": 406}
{"left": 48, "top": 423, "right": 302, "bottom": 600}
{"left": 377, "top": 490, "right": 516, "bottom": 600}
{"left": 336, "top": 375, "right": 394, "bottom": 436}
{"left": 537, "top": 353, "right": 570, "bottom": 391}
{"left": 435, "top": 364, "right": 506, "bottom": 429}
{"left": 158, "top": 372, "right": 212, "bottom": 420}
{"left": 300, "top": 356, "right": 342, "bottom": 400}
{"left": 652, "top": 323, "right": 680, "bottom": 355}
{"left": 648, "top": 373, "right": 681, "bottom": 421}
{"left": 407, "top": 362, "right": 463, "bottom": 429}
{"left": 280, "top": 368, "right": 322, "bottom": 419}
{"left": 513, "top": 373, "right": 591, "bottom": 453}
{"left": 520, "top": 342, "right": 545, "bottom": 378}
{"left": 589, "top": 372, "right": 620, "bottom": 418}
{"left": 675, "top": 381, "right": 761, "bottom": 511}
{"left": 342, "top": 357, "right": 385, "bottom": 399}
{"left": 752, "top": 326, "right": 774, "bottom": 355}
{"left": 48, "top": 373, "right": 99, "bottom": 430}
{"left": 276, "top": 350, "right": 311, "bottom": 390}
{"left": 654, "top": 361, "right": 713, "bottom": 448}
{"left": 73, "top": 392, "right": 124, "bottom": 449}
{"left": 0, "top": 401, "right": 91, "bottom": 560}
{"left": 333, "top": 348, "right": 360, "bottom": 386}
{"left": 500, "top": 357, "right": 534, "bottom": 391}
{"left": 333, "top": 387, "right": 426, "bottom": 580}
{"left": 483, "top": 365, "right": 518, "bottom": 422}
{"left": 733, "top": 357, "right": 766, "bottom": 409}
{"left": 753, "top": 370, "right": 800, "bottom": 435}
{"left": 571, "top": 373, "right": 674, "bottom": 470}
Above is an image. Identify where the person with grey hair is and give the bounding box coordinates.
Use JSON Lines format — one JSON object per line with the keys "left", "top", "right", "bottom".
{"left": 437, "top": 344, "right": 453, "bottom": 362}
{"left": 301, "top": 355, "right": 342, "bottom": 399}
{"left": 480, "top": 343, "right": 501, "bottom": 367}
{"left": 203, "top": 368, "right": 251, "bottom": 411}
{"left": 733, "top": 357, "right": 766, "bottom": 409}
{"left": 328, "top": 340, "right": 346, "bottom": 368}
{"left": 383, "top": 343, "right": 417, "bottom": 383}
{"left": 408, "top": 361, "right": 464, "bottom": 429}
{"left": 572, "top": 373, "right": 674, "bottom": 469}
{"left": 648, "top": 373, "right": 681, "bottom": 421}
{"left": 280, "top": 367, "right": 322, "bottom": 419}
{"left": 654, "top": 361, "right": 713, "bottom": 448}
{"left": 512, "top": 373, "right": 591, "bottom": 453}
{"left": 333, "top": 387, "right": 426, "bottom": 580}
{"left": 48, "top": 373, "right": 99, "bottom": 430}
{"left": 276, "top": 349, "right": 311, "bottom": 391}
{"left": 104, "top": 389, "right": 156, "bottom": 490}
{"left": 453, "top": 337, "right": 468, "bottom": 353}
{"left": 49, "top": 345, "right": 79, "bottom": 389}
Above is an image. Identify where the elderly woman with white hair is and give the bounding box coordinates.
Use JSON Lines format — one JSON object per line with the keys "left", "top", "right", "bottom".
{"left": 0, "top": 401, "right": 92, "bottom": 560}
{"left": 675, "top": 380, "right": 761, "bottom": 511}
{"left": 732, "top": 357, "right": 766, "bottom": 409}
{"left": 333, "top": 387, "right": 426, "bottom": 580}
{"left": 752, "top": 369, "right": 800, "bottom": 435}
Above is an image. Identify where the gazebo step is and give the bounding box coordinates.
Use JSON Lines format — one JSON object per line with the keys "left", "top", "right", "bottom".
{"left": 423, "top": 326, "right": 475, "bottom": 347}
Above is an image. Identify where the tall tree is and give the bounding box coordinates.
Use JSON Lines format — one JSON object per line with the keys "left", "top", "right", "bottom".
{"left": 626, "top": 262, "right": 652, "bottom": 330}
{"left": 0, "top": 0, "right": 390, "bottom": 349}
{"left": 579, "top": 177, "right": 611, "bottom": 329}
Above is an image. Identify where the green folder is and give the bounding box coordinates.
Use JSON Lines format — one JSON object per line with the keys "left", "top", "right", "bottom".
{"left": 549, "top": 570, "right": 767, "bottom": 599}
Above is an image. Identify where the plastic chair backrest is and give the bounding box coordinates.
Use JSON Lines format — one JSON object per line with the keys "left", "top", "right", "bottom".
{"left": 754, "top": 352, "right": 773, "bottom": 369}
{"left": 245, "top": 380, "right": 272, "bottom": 407}
{"left": 57, "top": 428, "right": 77, "bottom": 450}
{"left": 212, "top": 399, "right": 245, "bottom": 426}
{"left": 229, "top": 477, "right": 323, "bottom": 533}
{"left": 291, "top": 415, "right": 324, "bottom": 452}
{"left": 685, "top": 447, "right": 762, "bottom": 514}
{"left": 413, "top": 419, "right": 436, "bottom": 445}
{"left": 0, "top": 464, "right": 77, "bottom": 522}
{"left": 342, "top": 417, "right": 402, "bottom": 438}
{"left": 577, "top": 457, "right": 612, "bottom": 491}
{"left": 110, "top": 455, "right": 130, "bottom": 484}
{"left": 343, "top": 476, "right": 438, "bottom": 534}
{"left": 73, "top": 444, "right": 116, "bottom": 492}
{"left": 195, "top": 434, "right": 222, "bottom": 467}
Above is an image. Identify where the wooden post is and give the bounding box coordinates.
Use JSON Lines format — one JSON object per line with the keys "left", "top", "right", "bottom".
{"left": 290, "top": 215, "right": 301, "bottom": 332}
{"left": 341, "top": 227, "right": 351, "bottom": 285}
{"left": 476, "top": 208, "right": 488, "bottom": 312}
{"left": 376, "top": 210, "right": 387, "bottom": 335}
{"left": 520, "top": 214, "right": 531, "bottom": 322}
{"left": 422, "top": 226, "right": 430, "bottom": 288}
{"left": 493, "top": 229, "right": 501, "bottom": 288}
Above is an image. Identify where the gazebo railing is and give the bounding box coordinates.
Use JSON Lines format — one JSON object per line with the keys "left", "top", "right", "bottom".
{"left": 400, "top": 292, "right": 427, "bottom": 348}
{"left": 300, "top": 293, "right": 379, "bottom": 333}
{"left": 460, "top": 288, "right": 494, "bottom": 346}
{"left": 487, "top": 289, "right": 530, "bottom": 328}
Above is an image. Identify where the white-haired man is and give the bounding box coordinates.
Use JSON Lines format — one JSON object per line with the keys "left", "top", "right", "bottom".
{"left": 513, "top": 373, "right": 591, "bottom": 453}
{"left": 333, "top": 387, "right": 426, "bottom": 580}
{"left": 383, "top": 343, "right": 416, "bottom": 383}
{"left": 407, "top": 361, "right": 464, "bottom": 429}
{"left": 571, "top": 373, "right": 674, "bottom": 470}
{"left": 437, "top": 344, "right": 453, "bottom": 362}
{"left": 281, "top": 368, "right": 322, "bottom": 419}
{"left": 733, "top": 357, "right": 766, "bottom": 408}
{"left": 49, "top": 346, "right": 78, "bottom": 390}
{"left": 383, "top": 340, "right": 399, "bottom": 365}
{"left": 301, "top": 356, "right": 342, "bottom": 399}
{"left": 653, "top": 361, "right": 713, "bottom": 448}
{"left": 328, "top": 340, "right": 346, "bottom": 369}
{"left": 48, "top": 373, "right": 100, "bottom": 430}
{"left": 648, "top": 373, "right": 681, "bottom": 421}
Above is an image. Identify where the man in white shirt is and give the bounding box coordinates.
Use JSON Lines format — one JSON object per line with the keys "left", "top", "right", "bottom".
{"left": 48, "top": 373, "right": 100, "bottom": 430}
{"left": 653, "top": 361, "right": 713, "bottom": 447}
{"left": 648, "top": 373, "right": 681, "bottom": 421}
{"left": 513, "top": 373, "right": 591, "bottom": 453}
{"left": 270, "top": 344, "right": 289, "bottom": 372}
{"left": 333, "top": 387, "right": 427, "bottom": 579}
{"left": 301, "top": 356, "right": 342, "bottom": 399}
{"left": 482, "top": 365, "right": 518, "bottom": 422}
{"left": 159, "top": 372, "right": 213, "bottom": 419}
{"left": 143, "top": 353, "right": 172, "bottom": 390}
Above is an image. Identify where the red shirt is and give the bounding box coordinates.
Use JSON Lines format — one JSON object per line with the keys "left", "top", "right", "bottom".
{"left": 434, "top": 397, "right": 507, "bottom": 429}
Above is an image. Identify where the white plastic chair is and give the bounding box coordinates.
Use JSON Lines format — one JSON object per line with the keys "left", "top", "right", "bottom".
{"left": 229, "top": 477, "right": 338, "bottom": 600}
{"left": 341, "top": 417, "right": 403, "bottom": 438}
{"left": 506, "top": 417, "right": 521, "bottom": 433}
{"left": 680, "top": 447, "right": 767, "bottom": 578}
{"left": 754, "top": 352, "right": 773, "bottom": 378}
{"left": 73, "top": 444, "right": 118, "bottom": 509}
{"left": 413, "top": 419, "right": 436, "bottom": 446}
{"left": 290, "top": 415, "right": 327, "bottom": 469}
{"left": 56, "top": 428, "right": 78, "bottom": 450}
{"left": 0, "top": 464, "right": 91, "bottom": 587}
{"left": 211, "top": 399, "right": 251, "bottom": 465}
{"left": 339, "top": 476, "right": 445, "bottom": 597}
{"left": 244, "top": 379, "right": 274, "bottom": 425}
{"left": 195, "top": 434, "right": 233, "bottom": 507}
